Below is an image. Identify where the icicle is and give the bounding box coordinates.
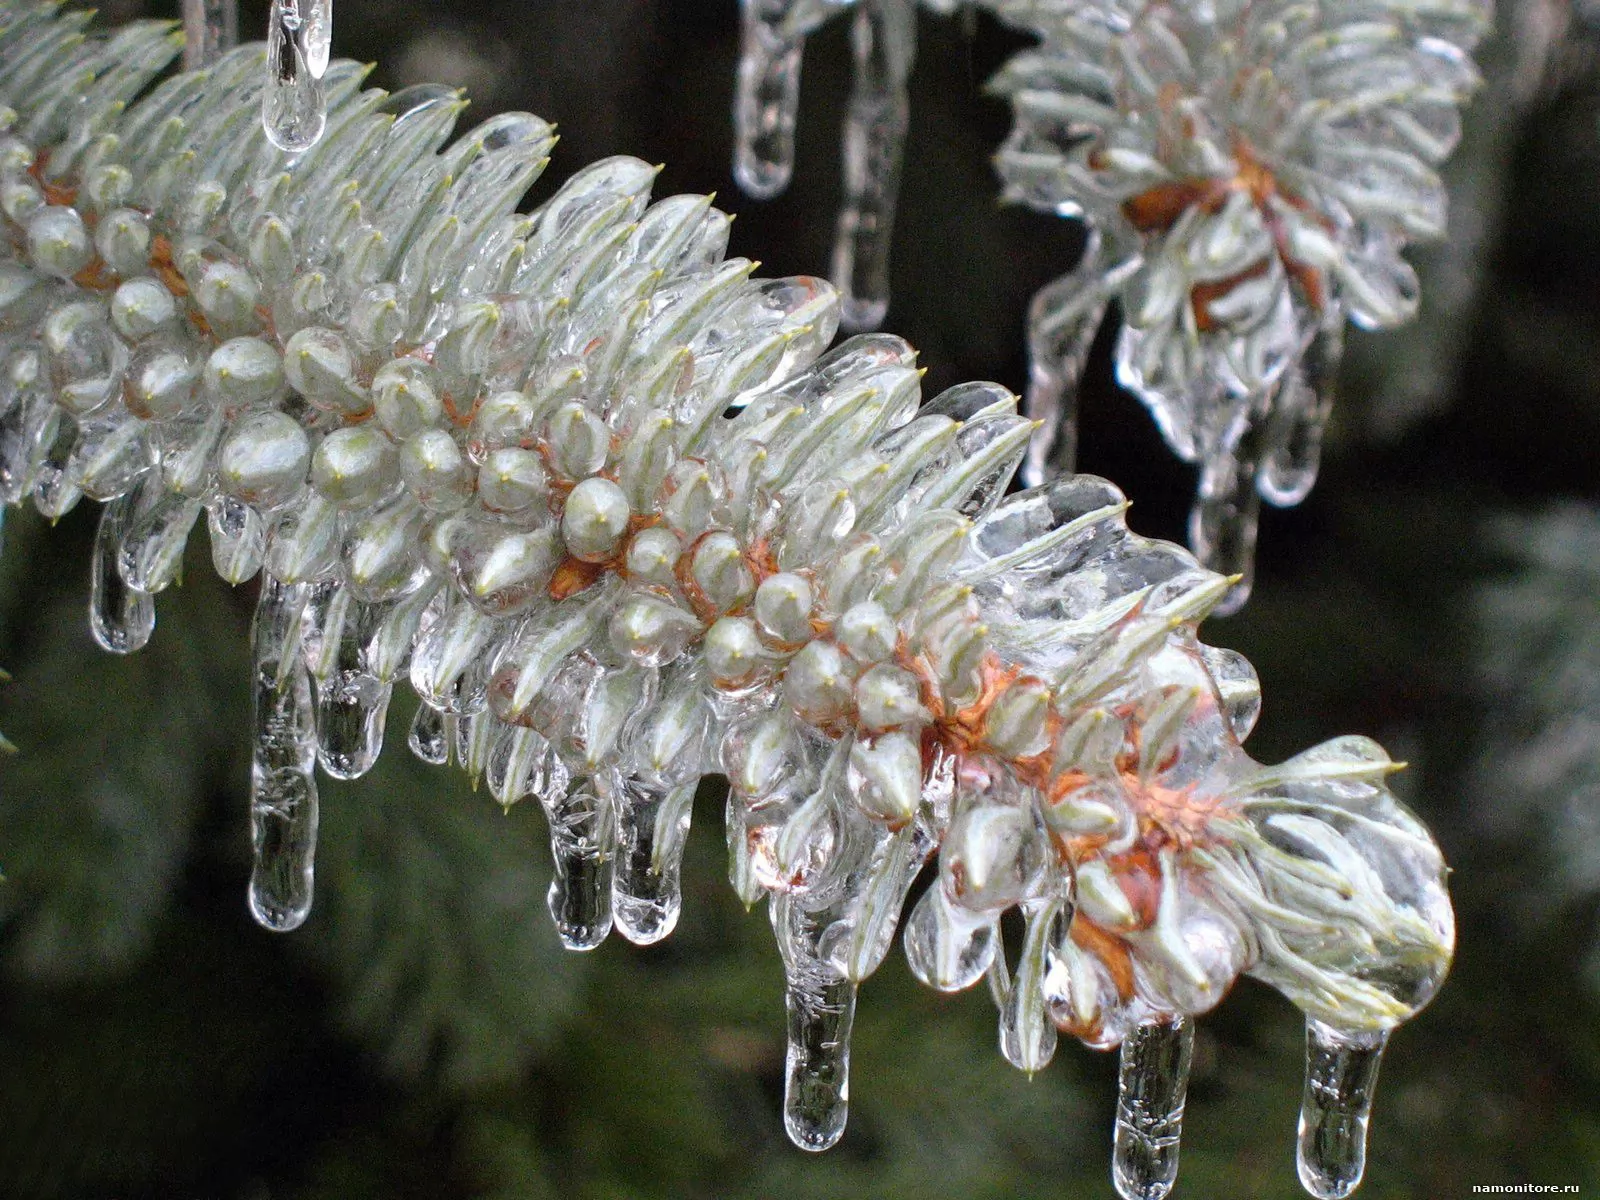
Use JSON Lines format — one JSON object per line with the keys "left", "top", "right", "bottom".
{"left": 733, "top": 0, "right": 809, "bottom": 200}
{"left": 544, "top": 781, "right": 615, "bottom": 951}
{"left": 311, "top": 591, "right": 392, "bottom": 781}
{"left": 407, "top": 701, "right": 451, "bottom": 765}
{"left": 611, "top": 775, "right": 696, "bottom": 945}
{"left": 90, "top": 494, "right": 156, "bottom": 655}
{"left": 831, "top": 0, "right": 914, "bottom": 332}
{"left": 182, "top": 0, "right": 238, "bottom": 70}
{"left": 998, "top": 897, "right": 1063, "bottom": 1074}
{"left": 1189, "top": 405, "right": 1272, "bottom": 616}
{"left": 1021, "top": 235, "right": 1134, "bottom": 484}
{"left": 118, "top": 488, "right": 203, "bottom": 595}
{"left": 1111, "top": 1017, "right": 1195, "bottom": 1200}
{"left": 783, "top": 959, "right": 857, "bottom": 1151}
{"left": 1297, "top": 1020, "right": 1388, "bottom": 1200}
{"left": 247, "top": 576, "right": 319, "bottom": 932}
{"left": 31, "top": 414, "right": 80, "bottom": 521}
{"left": 263, "top": 0, "right": 332, "bottom": 153}
{"left": 1260, "top": 320, "right": 1345, "bottom": 508}
{"left": 206, "top": 495, "right": 265, "bottom": 585}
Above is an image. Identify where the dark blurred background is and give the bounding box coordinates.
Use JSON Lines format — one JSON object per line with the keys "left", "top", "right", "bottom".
{"left": 3, "top": 1, "right": 1600, "bottom": 1196}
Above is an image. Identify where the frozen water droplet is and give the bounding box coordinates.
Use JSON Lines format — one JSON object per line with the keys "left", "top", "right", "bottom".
{"left": 783, "top": 964, "right": 857, "bottom": 1151}
{"left": 90, "top": 495, "right": 155, "bottom": 654}
{"left": 207, "top": 496, "right": 265, "bottom": 585}
{"left": 611, "top": 776, "right": 695, "bottom": 946}
{"left": 311, "top": 590, "right": 391, "bottom": 780}
{"left": 1260, "top": 322, "right": 1344, "bottom": 508}
{"left": 183, "top": 0, "right": 238, "bottom": 70}
{"left": 831, "top": 0, "right": 914, "bottom": 332}
{"left": 407, "top": 701, "right": 452, "bottom": 765}
{"left": 733, "top": 0, "right": 809, "bottom": 199}
{"left": 1112, "top": 1017, "right": 1195, "bottom": 1200}
{"left": 1297, "top": 1020, "right": 1387, "bottom": 1200}
{"left": 545, "top": 783, "right": 615, "bottom": 950}
{"left": 263, "top": 0, "right": 332, "bottom": 153}
{"left": 1189, "top": 438, "right": 1259, "bottom": 616}
{"left": 903, "top": 883, "right": 999, "bottom": 992}
{"left": 118, "top": 488, "right": 203, "bottom": 595}
{"left": 998, "top": 899, "right": 1063, "bottom": 1074}
{"left": 248, "top": 577, "right": 318, "bottom": 932}
{"left": 1021, "top": 235, "right": 1127, "bottom": 485}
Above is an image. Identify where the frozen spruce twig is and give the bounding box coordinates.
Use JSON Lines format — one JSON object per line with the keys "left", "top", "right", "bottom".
{"left": 0, "top": 4, "right": 1452, "bottom": 1195}
{"left": 729, "top": 0, "right": 1489, "bottom": 610}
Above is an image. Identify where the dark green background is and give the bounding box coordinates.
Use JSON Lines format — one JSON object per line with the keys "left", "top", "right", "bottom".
{"left": 3, "top": 2, "right": 1599, "bottom": 1195}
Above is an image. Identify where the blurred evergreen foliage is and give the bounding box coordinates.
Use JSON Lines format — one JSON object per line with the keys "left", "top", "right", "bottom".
{"left": 3, "top": 1, "right": 1600, "bottom": 1197}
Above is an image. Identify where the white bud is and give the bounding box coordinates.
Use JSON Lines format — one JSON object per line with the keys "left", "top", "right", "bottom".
{"left": 247, "top": 214, "right": 295, "bottom": 284}
{"left": 545, "top": 400, "right": 609, "bottom": 481}
{"left": 284, "top": 326, "right": 367, "bottom": 414}
{"left": 204, "top": 337, "right": 284, "bottom": 407}
{"left": 855, "top": 663, "right": 926, "bottom": 732}
{"left": 704, "top": 615, "right": 766, "bottom": 688}
{"left": 193, "top": 258, "right": 261, "bottom": 333}
{"left": 123, "top": 347, "right": 199, "bottom": 420}
{"left": 609, "top": 593, "right": 702, "bottom": 667}
{"left": 311, "top": 426, "right": 399, "bottom": 508}
{"left": 660, "top": 461, "right": 719, "bottom": 538}
{"left": 835, "top": 600, "right": 896, "bottom": 664}
{"left": 94, "top": 208, "right": 151, "bottom": 277}
{"left": 847, "top": 730, "right": 924, "bottom": 826}
{"left": 624, "top": 526, "right": 681, "bottom": 585}
{"left": 218, "top": 410, "right": 309, "bottom": 507}
{"left": 1074, "top": 859, "right": 1141, "bottom": 932}
{"left": 372, "top": 358, "right": 443, "bottom": 440}
{"left": 109, "top": 278, "right": 178, "bottom": 340}
{"left": 27, "top": 207, "right": 93, "bottom": 279}
{"left": 561, "top": 476, "right": 631, "bottom": 562}
{"left": 941, "top": 803, "right": 1045, "bottom": 913}
{"left": 399, "top": 429, "right": 472, "bottom": 512}
{"left": 688, "top": 530, "right": 754, "bottom": 614}
{"left": 985, "top": 677, "right": 1054, "bottom": 759}
{"left": 753, "top": 572, "right": 813, "bottom": 645}
{"left": 784, "top": 640, "right": 854, "bottom": 724}
{"left": 617, "top": 412, "right": 676, "bottom": 510}
{"left": 477, "top": 447, "right": 549, "bottom": 514}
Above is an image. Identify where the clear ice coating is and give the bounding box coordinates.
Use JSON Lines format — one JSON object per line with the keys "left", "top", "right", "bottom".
{"left": 182, "top": 0, "right": 237, "bottom": 69}
{"left": 730, "top": 0, "right": 1490, "bottom": 592}
{"left": 0, "top": 5, "right": 1459, "bottom": 1191}
{"left": 90, "top": 492, "right": 155, "bottom": 655}
{"left": 731, "top": 0, "right": 917, "bottom": 331}
{"left": 1112, "top": 1018, "right": 1195, "bottom": 1200}
{"left": 1297, "top": 1020, "right": 1388, "bottom": 1200}
{"left": 248, "top": 577, "right": 319, "bottom": 932}
{"left": 263, "top": 0, "right": 332, "bottom": 152}
{"left": 732, "top": 0, "right": 814, "bottom": 199}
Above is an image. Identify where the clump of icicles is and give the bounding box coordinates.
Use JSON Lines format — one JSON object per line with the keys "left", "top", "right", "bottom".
{"left": 730, "top": 0, "right": 1490, "bottom": 612}
{"left": 0, "top": 5, "right": 1453, "bottom": 1196}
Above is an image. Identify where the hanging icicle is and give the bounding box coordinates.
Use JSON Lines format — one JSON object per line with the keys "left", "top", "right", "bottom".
{"left": 730, "top": 0, "right": 1490, "bottom": 603}
{"left": 182, "top": 0, "right": 237, "bottom": 70}
{"left": 263, "top": 0, "right": 332, "bottom": 152}
{"left": 0, "top": 5, "right": 1459, "bottom": 1194}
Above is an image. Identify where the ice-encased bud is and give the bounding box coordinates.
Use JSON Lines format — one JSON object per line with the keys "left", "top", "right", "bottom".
{"left": 310, "top": 426, "right": 397, "bottom": 508}
{"left": 754, "top": 571, "right": 813, "bottom": 644}
{"left": 219, "top": 411, "right": 311, "bottom": 507}
{"left": 205, "top": 337, "right": 285, "bottom": 407}
{"left": 624, "top": 526, "right": 681, "bottom": 586}
{"left": 477, "top": 447, "right": 548, "bottom": 515}
{"left": 372, "top": 358, "right": 443, "bottom": 440}
{"left": 941, "top": 799, "right": 1046, "bottom": 913}
{"left": 784, "top": 639, "right": 854, "bottom": 725}
{"left": 283, "top": 326, "right": 366, "bottom": 413}
{"left": 561, "top": 476, "right": 631, "bottom": 562}
{"left": 110, "top": 278, "right": 180, "bottom": 341}
{"left": 27, "top": 207, "right": 94, "bottom": 279}
{"left": 704, "top": 615, "right": 765, "bottom": 689}
{"left": 399, "top": 428, "right": 472, "bottom": 512}
{"left": 609, "top": 593, "right": 701, "bottom": 666}
{"left": 846, "top": 729, "right": 922, "bottom": 826}
{"left": 123, "top": 347, "right": 200, "bottom": 421}
{"left": 835, "top": 599, "right": 895, "bottom": 664}
{"left": 687, "top": 530, "right": 755, "bottom": 614}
